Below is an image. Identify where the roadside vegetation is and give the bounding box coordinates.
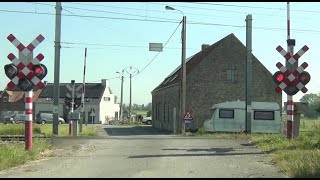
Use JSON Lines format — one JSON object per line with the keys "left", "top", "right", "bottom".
{"left": 110, "top": 120, "right": 144, "bottom": 126}
{"left": 0, "top": 139, "right": 52, "bottom": 171}
{"left": 126, "top": 121, "right": 144, "bottom": 126}
{"left": 189, "top": 117, "right": 320, "bottom": 178}
{"left": 0, "top": 124, "right": 97, "bottom": 137}
{"left": 0, "top": 123, "right": 98, "bottom": 172}
{"left": 131, "top": 110, "right": 148, "bottom": 117}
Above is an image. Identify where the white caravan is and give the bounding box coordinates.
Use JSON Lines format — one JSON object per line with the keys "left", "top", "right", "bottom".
{"left": 203, "top": 101, "right": 281, "bottom": 133}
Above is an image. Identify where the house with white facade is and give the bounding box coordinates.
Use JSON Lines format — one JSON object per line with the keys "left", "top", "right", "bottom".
{"left": 35, "top": 79, "right": 119, "bottom": 124}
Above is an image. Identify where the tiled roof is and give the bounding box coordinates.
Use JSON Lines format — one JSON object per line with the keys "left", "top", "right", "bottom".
{"left": 152, "top": 33, "right": 236, "bottom": 92}
{"left": 36, "top": 98, "right": 101, "bottom": 104}
{"left": 39, "top": 83, "right": 105, "bottom": 99}
{"left": 0, "top": 87, "right": 42, "bottom": 103}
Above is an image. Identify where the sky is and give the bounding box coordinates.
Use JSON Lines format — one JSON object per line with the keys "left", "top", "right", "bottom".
{"left": 0, "top": 2, "right": 319, "bottom": 106}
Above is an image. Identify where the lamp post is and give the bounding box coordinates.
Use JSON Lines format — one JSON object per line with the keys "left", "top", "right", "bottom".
{"left": 123, "top": 66, "right": 139, "bottom": 121}
{"left": 116, "top": 71, "right": 124, "bottom": 121}
{"left": 165, "top": 5, "right": 186, "bottom": 133}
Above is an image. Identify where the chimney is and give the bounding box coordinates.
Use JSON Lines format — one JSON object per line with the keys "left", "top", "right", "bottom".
{"left": 101, "top": 79, "right": 108, "bottom": 87}
{"left": 202, "top": 44, "right": 210, "bottom": 51}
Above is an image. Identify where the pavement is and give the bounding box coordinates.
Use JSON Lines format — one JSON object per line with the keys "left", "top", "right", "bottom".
{"left": 0, "top": 124, "right": 288, "bottom": 178}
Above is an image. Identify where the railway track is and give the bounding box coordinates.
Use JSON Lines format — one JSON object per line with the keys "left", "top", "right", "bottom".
{"left": 0, "top": 135, "right": 50, "bottom": 142}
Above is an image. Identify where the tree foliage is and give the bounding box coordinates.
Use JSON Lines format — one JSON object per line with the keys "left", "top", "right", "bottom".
{"left": 300, "top": 93, "right": 320, "bottom": 118}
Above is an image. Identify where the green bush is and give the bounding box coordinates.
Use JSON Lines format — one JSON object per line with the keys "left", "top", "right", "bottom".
{"left": 195, "top": 127, "right": 206, "bottom": 135}
{"left": 127, "top": 121, "right": 143, "bottom": 126}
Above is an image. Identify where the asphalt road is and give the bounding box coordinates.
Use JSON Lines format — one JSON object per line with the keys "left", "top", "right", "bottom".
{"left": 0, "top": 125, "right": 288, "bottom": 178}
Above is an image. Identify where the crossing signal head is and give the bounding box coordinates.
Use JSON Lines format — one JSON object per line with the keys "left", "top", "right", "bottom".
{"left": 273, "top": 71, "right": 284, "bottom": 84}
{"left": 298, "top": 71, "right": 310, "bottom": 85}
{"left": 64, "top": 98, "right": 81, "bottom": 109}
{"left": 74, "top": 98, "right": 81, "bottom": 109}
{"left": 4, "top": 64, "right": 18, "bottom": 79}
{"left": 32, "top": 64, "right": 47, "bottom": 80}
{"left": 18, "top": 78, "right": 33, "bottom": 91}
{"left": 284, "top": 84, "right": 299, "bottom": 96}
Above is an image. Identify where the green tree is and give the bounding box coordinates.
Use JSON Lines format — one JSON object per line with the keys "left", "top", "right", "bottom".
{"left": 300, "top": 93, "right": 320, "bottom": 118}
{"left": 300, "top": 93, "right": 320, "bottom": 104}
{"left": 114, "top": 96, "right": 118, "bottom": 104}
{"left": 146, "top": 102, "right": 152, "bottom": 111}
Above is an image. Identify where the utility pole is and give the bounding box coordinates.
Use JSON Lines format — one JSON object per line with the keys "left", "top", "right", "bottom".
{"left": 129, "top": 73, "right": 132, "bottom": 120}
{"left": 69, "top": 80, "right": 75, "bottom": 135}
{"left": 122, "top": 66, "right": 139, "bottom": 121}
{"left": 164, "top": 6, "right": 186, "bottom": 134}
{"left": 120, "top": 75, "right": 124, "bottom": 121}
{"left": 80, "top": 48, "right": 87, "bottom": 132}
{"left": 245, "top": 14, "right": 253, "bottom": 134}
{"left": 181, "top": 15, "right": 186, "bottom": 134}
{"left": 53, "top": 2, "right": 61, "bottom": 135}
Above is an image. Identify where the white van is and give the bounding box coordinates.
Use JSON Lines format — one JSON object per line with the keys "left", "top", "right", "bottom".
{"left": 203, "top": 101, "right": 281, "bottom": 133}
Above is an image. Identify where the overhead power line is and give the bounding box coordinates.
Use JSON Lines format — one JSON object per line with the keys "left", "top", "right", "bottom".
{"left": 183, "top": 2, "right": 283, "bottom": 10}
{"left": 1, "top": 9, "right": 320, "bottom": 33}
{"left": 135, "top": 21, "right": 182, "bottom": 76}
{"left": 87, "top": 76, "right": 120, "bottom": 83}
{"left": 184, "top": 2, "right": 320, "bottom": 14}
{"left": 26, "top": 2, "right": 320, "bottom": 21}
{"left": 61, "top": 41, "right": 197, "bottom": 50}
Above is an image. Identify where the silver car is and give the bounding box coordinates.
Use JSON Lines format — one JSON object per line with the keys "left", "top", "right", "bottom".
{"left": 142, "top": 117, "right": 152, "bottom": 125}
{"left": 4, "top": 114, "right": 26, "bottom": 124}
{"left": 36, "top": 113, "right": 65, "bottom": 125}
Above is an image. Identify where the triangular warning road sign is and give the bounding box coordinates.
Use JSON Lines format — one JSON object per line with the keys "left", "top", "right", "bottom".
{"left": 183, "top": 111, "right": 193, "bottom": 120}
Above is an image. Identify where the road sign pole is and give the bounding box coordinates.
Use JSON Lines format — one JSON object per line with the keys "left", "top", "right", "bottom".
{"left": 25, "top": 91, "right": 33, "bottom": 150}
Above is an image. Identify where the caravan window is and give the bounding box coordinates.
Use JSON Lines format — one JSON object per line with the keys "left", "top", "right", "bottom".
{"left": 254, "top": 111, "right": 274, "bottom": 120}
{"left": 219, "top": 109, "right": 234, "bottom": 119}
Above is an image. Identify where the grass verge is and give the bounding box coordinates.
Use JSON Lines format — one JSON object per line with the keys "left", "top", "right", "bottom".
{"left": 37, "top": 124, "right": 98, "bottom": 137}
{"left": 0, "top": 123, "right": 98, "bottom": 137}
{"left": 0, "top": 139, "right": 52, "bottom": 171}
{"left": 189, "top": 119, "right": 320, "bottom": 178}
{"left": 0, "top": 123, "right": 98, "bottom": 172}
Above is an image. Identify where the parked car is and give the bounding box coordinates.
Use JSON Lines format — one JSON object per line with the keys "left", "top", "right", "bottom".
{"left": 4, "top": 115, "right": 16, "bottom": 124}
{"left": 142, "top": 117, "right": 152, "bottom": 125}
{"left": 3, "top": 114, "right": 26, "bottom": 124}
{"left": 36, "top": 113, "right": 65, "bottom": 125}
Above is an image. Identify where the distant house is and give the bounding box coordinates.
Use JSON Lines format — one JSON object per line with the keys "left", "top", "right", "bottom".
{"left": 35, "top": 79, "right": 119, "bottom": 124}
{"left": 0, "top": 88, "right": 42, "bottom": 121}
{"left": 0, "top": 79, "right": 119, "bottom": 124}
{"left": 151, "top": 33, "right": 282, "bottom": 132}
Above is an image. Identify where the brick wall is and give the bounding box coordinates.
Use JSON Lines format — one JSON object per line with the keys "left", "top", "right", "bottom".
{"left": 152, "top": 34, "right": 282, "bottom": 132}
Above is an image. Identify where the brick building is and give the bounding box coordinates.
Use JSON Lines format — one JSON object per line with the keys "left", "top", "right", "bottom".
{"left": 151, "top": 33, "right": 282, "bottom": 132}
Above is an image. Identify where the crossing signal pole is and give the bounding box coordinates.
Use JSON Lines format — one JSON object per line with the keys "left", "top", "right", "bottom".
{"left": 4, "top": 34, "right": 46, "bottom": 150}
{"left": 273, "top": 2, "right": 311, "bottom": 139}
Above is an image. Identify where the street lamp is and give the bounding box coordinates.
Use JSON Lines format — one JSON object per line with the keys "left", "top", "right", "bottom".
{"left": 116, "top": 66, "right": 139, "bottom": 122}
{"left": 123, "top": 66, "right": 139, "bottom": 121}
{"left": 165, "top": 5, "right": 186, "bottom": 133}
{"left": 116, "top": 71, "right": 124, "bottom": 121}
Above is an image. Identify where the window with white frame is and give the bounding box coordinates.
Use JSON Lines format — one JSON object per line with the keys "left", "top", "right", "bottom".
{"left": 104, "top": 97, "right": 110, "bottom": 101}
